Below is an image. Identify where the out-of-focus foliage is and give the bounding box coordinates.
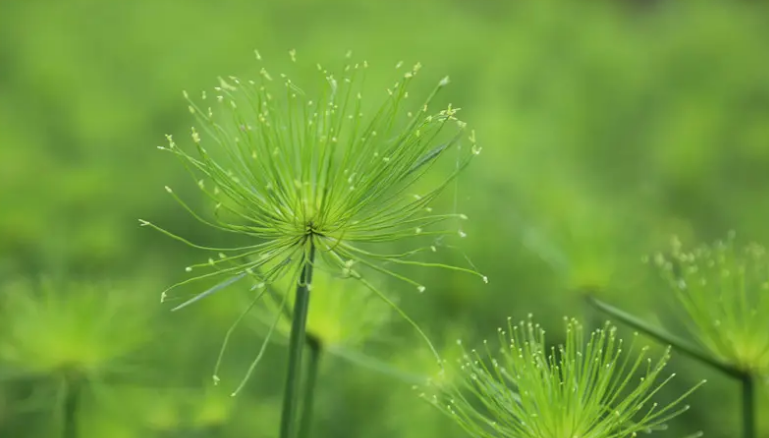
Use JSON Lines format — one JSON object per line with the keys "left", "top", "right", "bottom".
{"left": 652, "top": 233, "right": 769, "bottom": 375}
{"left": 0, "top": 278, "right": 153, "bottom": 378}
{"left": 259, "top": 272, "right": 394, "bottom": 350}
{"left": 1, "top": 0, "right": 769, "bottom": 437}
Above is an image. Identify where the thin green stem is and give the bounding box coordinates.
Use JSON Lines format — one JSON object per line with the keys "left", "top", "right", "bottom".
{"left": 297, "top": 334, "right": 323, "bottom": 438}
{"left": 279, "top": 240, "right": 316, "bottom": 438}
{"left": 585, "top": 295, "right": 743, "bottom": 379}
{"left": 578, "top": 287, "right": 602, "bottom": 333}
{"left": 326, "top": 345, "right": 429, "bottom": 385}
{"left": 62, "top": 372, "right": 82, "bottom": 438}
{"left": 742, "top": 373, "right": 755, "bottom": 438}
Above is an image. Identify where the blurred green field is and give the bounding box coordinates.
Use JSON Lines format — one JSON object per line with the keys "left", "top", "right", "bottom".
{"left": 2, "top": 0, "right": 769, "bottom": 437}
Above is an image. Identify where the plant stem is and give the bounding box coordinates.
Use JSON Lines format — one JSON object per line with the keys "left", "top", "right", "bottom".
{"left": 585, "top": 294, "right": 743, "bottom": 379}
{"left": 578, "top": 287, "right": 602, "bottom": 333}
{"left": 62, "top": 372, "right": 82, "bottom": 438}
{"left": 742, "top": 373, "right": 755, "bottom": 438}
{"left": 326, "top": 345, "right": 429, "bottom": 385}
{"left": 297, "top": 334, "right": 322, "bottom": 438}
{"left": 279, "top": 242, "right": 316, "bottom": 438}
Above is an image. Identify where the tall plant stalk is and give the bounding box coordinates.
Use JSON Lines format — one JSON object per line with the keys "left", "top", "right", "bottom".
{"left": 585, "top": 295, "right": 741, "bottom": 377}
{"left": 297, "top": 334, "right": 322, "bottom": 438}
{"left": 578, "top": 287, "right": 602, "bottom": 333}
{"left": 742, "top": 374, "right": 755, "bottom": 438}
{"left": 279, "top": 243, "right": 316, "bottom": 438}
{"left": 62, "top": 372, "right": 81, "bottom": 438}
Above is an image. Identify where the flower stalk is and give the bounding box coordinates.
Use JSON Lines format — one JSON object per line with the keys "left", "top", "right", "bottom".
{"left": 279, "top": 242, "right": 315, "bottom": 438}
{"left": 297, "top": 334, "right": 322, "bottom": 438}
{"left": 61, "top": 371, "right": 82, "bottom": 438}
{"left": 585, "top": 294, "right": 743, "bottom": 378}
{"left": 325, "top": 345, "right": 427, "bottom": 385}
{"left": 742, "top": 373, "right": 755, "bottom": 438}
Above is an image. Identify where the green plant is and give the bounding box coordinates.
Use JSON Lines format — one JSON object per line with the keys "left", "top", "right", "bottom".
{"left": 0, "top": 278, "right": 152, "bottom": 438}
{"left": 424, "top": 316, "right": 703, "bottom": 438}
{"left": 589, "top": 232, "right": 769, "bottom": 438}
{"left": 251, "top": 271, "right": 395, "bottom": 437}
{"left": 143, "top": 50, "right": 487, "bottom": 438}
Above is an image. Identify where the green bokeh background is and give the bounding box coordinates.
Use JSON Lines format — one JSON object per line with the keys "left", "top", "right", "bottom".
{"left": 2, "top": 0, "right": 769, "bottom": 437}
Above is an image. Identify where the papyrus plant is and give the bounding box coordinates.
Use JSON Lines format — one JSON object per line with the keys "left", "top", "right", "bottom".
{"left": 654, "top": 233, "right": 768, "bottom": 438}
{"left": 589, "top": 232, "right": 768, "bottom": 438}
{"left": 654, "top": 233, "right": 769, "bottom": 375}
{"left": 424, "top": 316, "right": 703, "bottom": 438}
{"left": 205, "top": 271, "right": 394, "bottom": 436}
{"left": 0, "top": 278, "right": 152, "bottom": 438}
{"left": 142, "top": 50, "right": 486, "bottom": 438}
{"left": 263, "top": 272, "right": 394, "bottom": 436}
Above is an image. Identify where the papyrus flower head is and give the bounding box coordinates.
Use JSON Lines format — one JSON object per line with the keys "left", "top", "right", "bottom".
{"left": 141, "top": 51, "right": 486, "bottom": 351}
{"left": 0, "top": 278, "right": 151, "bottom": 379}
{"left": 424, "top": 316, "right": 702, "bottom": 438}
{"left": 651, "top": 232, "right": 769, "bottom": 374}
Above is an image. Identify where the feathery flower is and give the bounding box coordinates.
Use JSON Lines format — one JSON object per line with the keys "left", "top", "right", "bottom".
{"left": 141, "top": 51, "right": 487, "bottom": 367}
{"left": 424, "top": 316, "right": 703, "bottom": 438}
{"left": 651, "top": 232, "right": 769, "bottom": 374}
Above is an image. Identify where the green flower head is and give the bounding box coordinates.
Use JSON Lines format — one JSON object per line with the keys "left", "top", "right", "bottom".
{"left": 652, "top": 231, "right": 769, "bottom": 374}
{"left": 141, "top": 51, "right": 486, "bottom": 356}
{"left": 424, "top": 316, "right": 703, "bottom": 438}
{"left": 0, "top": 278, "right": 151, "bottom": 379}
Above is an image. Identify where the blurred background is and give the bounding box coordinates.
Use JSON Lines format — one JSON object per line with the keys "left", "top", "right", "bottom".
{"left": 2, "top": 0, "right": 769, "bottom": 437}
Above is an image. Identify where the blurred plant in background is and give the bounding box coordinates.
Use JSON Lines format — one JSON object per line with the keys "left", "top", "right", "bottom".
{"left": 589, "top": 232, "right": 769, "bottom": 438}
{"left": 0, "top": 278, "right": 154, "bottom": 437}
{"left": 0, "top": 279, "right": 151, "bottom": 378}
{"left": 257, "top": 271, "right": 393, "bottom": 355}
{"left": 653, "top": 233, "right": 769, "bottom": 376}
